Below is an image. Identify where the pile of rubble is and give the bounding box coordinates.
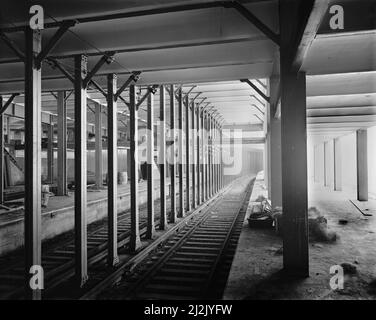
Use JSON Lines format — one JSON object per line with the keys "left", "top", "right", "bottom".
{"left": 248, "top": 197, "right": 337, "bottom": 242}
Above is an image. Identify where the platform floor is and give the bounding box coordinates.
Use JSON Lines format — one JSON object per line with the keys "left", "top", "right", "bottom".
{"left": 224, "top": 177, "right": 376, "bottom": 300}
{"left": 0, "top": 178, "right": 170, "bottom": 226}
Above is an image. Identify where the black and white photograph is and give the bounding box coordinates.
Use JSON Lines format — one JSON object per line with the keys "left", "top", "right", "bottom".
{"left": 0, "top": 0, "right": 375, "bottom": 310}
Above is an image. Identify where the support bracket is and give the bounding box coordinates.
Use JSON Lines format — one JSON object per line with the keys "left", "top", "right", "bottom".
{"left": 0, "top": 32, "right": 25, "bottom": 62}
{"left": 0, "top": 93, "right": 19, "bottom": 115}
{"left": 115, "top": 71, "right": 141, "bottom": 101}
{"left": 252, "top": 104, "right": 265, "bottom": 116}
{"left": 90, "top": 79, "right": 108, "bottom": 99}
{"left": 241, "top": 79, "right": 270, "bottom": 103}
{"left": 47, "top": 58, "right": 74, "bottom": 83}
{"left": 254, "top": 113, "right": 264, "bottom": 123}
{"left": 136, "top": 85, "right": 159, "bottom": 110}
{"left": 36, "top": 20, "right": 76, "bottom": 68}
{"left": 183, "top": 86, "right": 197, "bottom": 100}
{"left": 83, "top": 51, "right": 115, "bottom": 88}
{"left": 196, "top": 97, "right": 208, "bottom": 108}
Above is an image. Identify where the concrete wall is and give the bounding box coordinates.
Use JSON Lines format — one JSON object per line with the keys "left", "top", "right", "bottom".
{"left": 308, "top": 125, "right": 376, "bottom": 199}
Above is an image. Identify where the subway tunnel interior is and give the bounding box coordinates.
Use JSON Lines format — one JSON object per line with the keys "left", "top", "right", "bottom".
{"left": 0, "top": 0, "right": 375, "bottom": 300}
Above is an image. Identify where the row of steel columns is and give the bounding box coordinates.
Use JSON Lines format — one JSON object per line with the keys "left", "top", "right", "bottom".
{"left": 22, "top": 29, "right": 224, "bottom": 298}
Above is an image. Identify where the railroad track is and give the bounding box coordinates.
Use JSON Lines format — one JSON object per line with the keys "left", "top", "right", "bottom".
{"left": 0, "top": 198, "right": 167, "bottom": 299}
{"left": 99, "top": 176, "right": 254, "bottom": 300}
{"left": 0, "top": 185, "right": 226, "bottom": 300}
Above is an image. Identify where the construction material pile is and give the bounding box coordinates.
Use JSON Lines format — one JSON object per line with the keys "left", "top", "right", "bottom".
{"left": 247, "top": 195, "right": 274, "bottom": 228}
{"left": 249, "top": 199, "right": 337, "bottom": 242}
{"left": 274, "top": 206, "right": 337, "bottom": 242}
{"left": 307, "top": 207, "right": 337, "bottom": 242}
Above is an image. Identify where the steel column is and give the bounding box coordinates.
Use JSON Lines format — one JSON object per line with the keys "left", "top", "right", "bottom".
{"left": 95, "top": 103, "right": 103, "bottom": 189}
{"left": 47, "top": 121, "right": 54, "bottom": 184}
{"left": 185, "top": 96, "right": 191, "bottom": 211}
{"left": 200, "top": 111, "right": 205, "bottom": 202}
{"left": 196, "top": 105, "right": 201, "bottom": 204}
{"left": 159, "top": 86, "right": 167, "bottom": 229}
{"left": 107, "top": 74, "right": 119, "bottom": 265}
{"left": 356, "top": 129, "right": 368, "bottom": 201}
{"left": 280, "top": 0, "right": 309, "bottom": 276}
{"left": 269, "top": 77, "right": 282, "bottom": 207}
{"left": 169, "top": 85, "right": 177, "bottom": 222}
{"left": 216, "top": 121, "right": 220, "bottom": 192}
{"left": 214, "top": 120, "right": 218, "bottom": 193}
{"left": 24, "top": 29, "right": 42, "bottom": 300}
{"left": 333, "top": 138, "right": 342, "bottom": 191}
{"left": 146, "top": 92, "right": 155, "bottom": 238}
{"left": 57, "top": 91, "right": 67, "bottom": 196}
{"left": 220, "top": 126, "right": 223, "bottom": 189}
{"left": 191, "top": 101, "right": 196, "bottom": 208}
{"left": 74, "top": 54, "right": 88, "bottom": 286}
{"left": 129, "top": 84, "right": 142, "bottom": 251}
{"left": 208, "top": 116, "right": 213, "bottom": 197}
{"left": 178, "top": 89, "right": 185, "bottom": 217}
{"left": 0, "top": 97, "right": 3, "bottom": 204}
{"left": 323, "top": 142, "right": 328, "bottom": 187}
{"left": 204, "top": 112, "right": 209, "bottom": 200}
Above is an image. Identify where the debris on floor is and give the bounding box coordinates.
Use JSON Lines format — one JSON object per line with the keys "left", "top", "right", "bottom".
{"left": 248, "top": 197, "right": 274, "bottom": 229}
{"left": 341, "top": 262, "right": 357, "bottom": 275}
{"left": 272, "top": 206, "right": 338, "bottom": 242}
{"left": 368, "top": 280, "right": 376, "bottom": 295}
{"left": 308, "top": 207, "right": 337, "bottom": 242}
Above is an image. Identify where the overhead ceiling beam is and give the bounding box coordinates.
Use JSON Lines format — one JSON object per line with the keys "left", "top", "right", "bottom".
{"left": 2, "top": 1, "right": 280, "bottom": 47}
{"left": 307, "top": 105, "right": 376, "bottom": 111}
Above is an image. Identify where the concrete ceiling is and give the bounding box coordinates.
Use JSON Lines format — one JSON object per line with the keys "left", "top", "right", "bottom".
{"left": 0, "top": 0, "right": 375, "bottom": 144}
